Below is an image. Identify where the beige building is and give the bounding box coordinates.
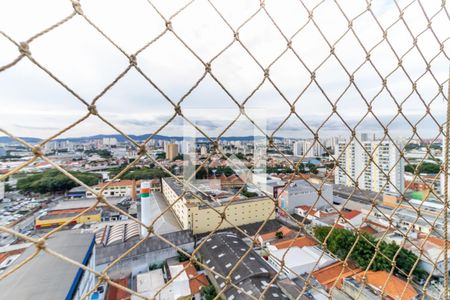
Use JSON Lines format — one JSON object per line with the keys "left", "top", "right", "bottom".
{"left": 161, "top": 178, "right": 276, "bottom": 234}
{"left": 86, "top": 179, "right": 161, "bottom": 199}
{"left": 166, "top": 143, "right": 179, "bottom": 161}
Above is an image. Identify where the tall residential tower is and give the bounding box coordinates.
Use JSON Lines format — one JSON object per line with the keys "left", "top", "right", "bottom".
{"left": 334, "top": 138, "right": 404, "bottom": 195}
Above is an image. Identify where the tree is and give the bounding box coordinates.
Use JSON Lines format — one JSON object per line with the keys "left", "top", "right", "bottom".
{"left": 156, "top": 152, "right": 166, "bottom": 160}
{"left": 235, "top": 152, "right": 246, "bottom": 160}
{"left": 16, "top": 169, "right": 101, "bottom": 194}
{"left": 5, "top": 183, "right": 13, "bottom": 192}
{"left": 195, "top": 165, "right": 209, "bottom": 179}
{"left": 122, "top": 167, "right": 167, "bottom": 180}
{"left": 172, "top": 153, "right": 183, "bottom": 161}
{"left": 201, "top": 284, "right": 217, "bottom": 300}
{"left": 313, "top": 226, "right": 331, "bottom": 242}
{"left": 312, "top": 226, "right": 424, "bottom": 277}
{"left": 177, "top": 249, "right": 190, "bottom": 262}
{"left": 85, "top": 149, "right": 112, "bottom": 159}
{"left": 405, "top": 162, "right": 440, "bottom": 174}
{"left": 275, "top": 231, "right": 284, "bottom": 239}
{"left": 241, "top": 187, "right": 258, "bottom": 198}
{"left": 215, "top": 166, "right": 234, "bottom": 176}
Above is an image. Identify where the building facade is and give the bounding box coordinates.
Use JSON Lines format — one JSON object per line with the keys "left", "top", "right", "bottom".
{"left": 161, "top": 178, "right": 276, "bottom": 234}
{"left": 334, "top": 139, "right": 404, "bottom": 195}
{"left": 166, "top": 143, "right": 179, "bottom": 161}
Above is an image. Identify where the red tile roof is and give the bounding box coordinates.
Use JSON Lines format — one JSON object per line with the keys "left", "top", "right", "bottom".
{"left": 341, "top": 210, "right": 361, "bottom": 220}
{"left": 182, "top": 262, "right": 208, "bottom": 294}
{"left": 353, "top": 271, "right": 418, "bottom": 300}
{"left": 107, "top": 277, "right": 130, "bottom": 300}
{"left": 0, "top": 249, "right": 25, "bottom": 264}
{"left": 272, "top": 236, "right": 318, "bottom": 249}
{"left": 96, "top": 180, "right": 137, "bottom": 188}
{"left": 312, "top": 261, "right": 360, "bottom": 289}
{"left": 258, "top": 226, "right": 295, "bottom": 242}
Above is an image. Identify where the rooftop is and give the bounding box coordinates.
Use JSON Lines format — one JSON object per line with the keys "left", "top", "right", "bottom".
{"left": 270, "top": 246, "right": 336, "bottom": 272}
{"left": 258, "top": 226, "right": 295, "bottom": 243}
{"left": 271, "top": 236, "right": 317, "bottom": 250}
{"left": 106, "top": 277, "right": 130, "bottom": 300}
{"left": 51, "top": 197, "right": 125, "bottom": 210}
{"left": 96, "top": 230, "right": 194, "bottom": 266}
{"left": 38, "top": 208, "right": 100, "bottom": 221}
{"left": 198, "top": 232, "right": 287, "bottom": 299}
{"left": 353, "top": 271, "right": 418, "bottom": 300}
{"left": 0, "top": 230, "right": 95, "bottom": 300}
{"left": 311, "top": 261, "right": 360, "bottom": 289}
{"left": 181, "top": 261, "right": 209, "bottom": 294}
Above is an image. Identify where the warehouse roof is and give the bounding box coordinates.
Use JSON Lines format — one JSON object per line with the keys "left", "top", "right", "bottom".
{"left": 51, "top": 197, "right": 125, "bottom": 210}
{"left": 0, "top": 230, "right": 95, "bottom": 300}
{"left": 198, "top": 232, "right": 287, "bottom": 299}
{"left": 96, "top": 230, "right": 194, "bottom": 265}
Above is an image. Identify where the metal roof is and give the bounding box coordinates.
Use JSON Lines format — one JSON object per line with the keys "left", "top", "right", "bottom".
{"left": 95, "top": 230, "right": 194, "bottom": 266}
{"left": 198, "top": 232, "right": 288, "bottom": 299}
{"left": 0, "top": 230, "right": 94, "bottom": 300}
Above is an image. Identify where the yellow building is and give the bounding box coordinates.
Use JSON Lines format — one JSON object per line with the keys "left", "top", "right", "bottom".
{"left": 35, "top": 208, "right": 101, "bottom": 229}
{"left": 161, "top": 177, "right": 276, "bottom": 234}
{"left": 166, "top": 144, "right": 179, "bottom": 161}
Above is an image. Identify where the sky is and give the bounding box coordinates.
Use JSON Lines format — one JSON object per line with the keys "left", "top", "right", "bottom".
{"left": 0, "top": 0, "right": 448, "bottom": 140}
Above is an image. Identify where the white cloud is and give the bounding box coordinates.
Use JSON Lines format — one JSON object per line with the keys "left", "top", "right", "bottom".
{"left": 0, "top": 0, "right": 448, "bottom": 139}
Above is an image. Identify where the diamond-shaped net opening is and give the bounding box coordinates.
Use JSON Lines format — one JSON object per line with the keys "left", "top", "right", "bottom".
{"left": 0, "top": 0, "right": 449, "bottom": 299}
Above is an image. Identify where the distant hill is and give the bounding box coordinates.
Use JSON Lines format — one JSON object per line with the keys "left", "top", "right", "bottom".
{"left": 0, "top": 134, "right": 283, "bottom": 144}
{"left": 0, "top": 136, "right": 42, "bottom": 144}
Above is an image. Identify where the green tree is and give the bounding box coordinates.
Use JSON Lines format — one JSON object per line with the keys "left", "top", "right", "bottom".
{"left": 122, "top": 167, "right": 167, "bottom": 180}
{"left": 85, "top": 149, "right": 112, "bottom": 159}
{"left": 275, "top": 231, "right": 284, "bottom": 239}
{"left": 405, "top": 162, "right": 440, "bottom": 174}
{"left": 5, "top": 183, "right": 13, "bottom": 192}
{"left": 172, "top": 153, "right": 183, "bottom": 161}
{"left": 312, "top": 226, "right": 424, "bottom": 277}
{"left": 201, "top": 284, "right": 217, "bottom": 300}
{"left": 241, "top": 187, "right": 258, "bottom": 198}
{"left": 215, "top": 166, "right": 234, "bottom": 176}
{"left": 16, "top": 169, "right": 100, "bottom": 194}
{"left": 177, "top": 249, "right": 190, "bottom": 262}
{"left": 313, "top": 226, "right": 332, "bottom": 243}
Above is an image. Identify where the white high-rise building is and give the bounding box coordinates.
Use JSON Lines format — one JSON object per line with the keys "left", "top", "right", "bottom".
{"left": 0, "top": 181, "right": 4, "bottom": 200}
{"left": 293, "top": 141, "right": 304, "bottom": 156}
{"left": 102, "top": 137, "right": 117, "bottom": 147}
{"left": 334, "top": 139, "right": 404, "bottom": 195}
{"left": 293, "top": 140, "right": 325, "bottom": 157}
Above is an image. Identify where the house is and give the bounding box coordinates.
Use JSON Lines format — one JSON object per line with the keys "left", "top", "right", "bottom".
{"left": 267, "top": 245, "right": 336, "bottom": 280}
{"left": 86, "top": 179, "right": 161, "bottom": 199}
{"left": 166, "top": 262, "right": 208, "bottom": 300}
{"left": 386, "top": 232, "right": 450, "bottom": 278}
{"left": 256, "top": 226, "right": 296, "bottom": 246}
{"left": 342, "top": 271, "right": 419, "bottom": 300}
{"left": 295, "top": 205, "right": 337, "bottom": 221}
{"left": 312, "top": 209, "right": 363, "bottom": 230}
{"left": 311, "top": 261, "right": 360, "bottom": 290}
{"left": 271, "top": 236, "right": 317, "bottom": 250}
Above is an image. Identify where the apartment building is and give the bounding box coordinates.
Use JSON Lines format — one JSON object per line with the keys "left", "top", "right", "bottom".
{"left": 334, "top": 138, "right": 404, "bottom": 195}
{"left": 165, "top": 143, "right": 179, "bottom": 161}
{"left": 293, "top": 140, "right": 325, "bottom": 157}
{"left": 86, "top": 179, "right": 161, "bottom": 199}
{"left": 161, "top": 177, "right": 275, "bottom": 234}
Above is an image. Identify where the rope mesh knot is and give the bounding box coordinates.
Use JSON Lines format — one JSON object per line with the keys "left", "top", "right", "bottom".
{"left": 18, "top": 42, "right": 30, "bottom": 56}
{"left": 88, "top": 104, "right": 98, "bottom": 115}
